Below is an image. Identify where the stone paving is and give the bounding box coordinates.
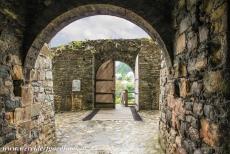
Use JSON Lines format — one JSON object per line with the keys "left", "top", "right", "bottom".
{"left": 45, "top": 109, "right": 163, "bottom": 154}
{"left": 92, "top": 104, "right": 133, "bottom": 121}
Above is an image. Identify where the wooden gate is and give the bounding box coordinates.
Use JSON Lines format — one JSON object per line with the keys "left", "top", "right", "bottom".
{"left": 95, "top": 59, "right": 115, "bottom": 108}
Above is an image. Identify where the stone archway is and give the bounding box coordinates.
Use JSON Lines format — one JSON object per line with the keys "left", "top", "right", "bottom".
{"left": 21, "top": 3, "right": 171, "bottom": 152}
{"left": 24, "top": 4, "right": 172, "bottom": 81}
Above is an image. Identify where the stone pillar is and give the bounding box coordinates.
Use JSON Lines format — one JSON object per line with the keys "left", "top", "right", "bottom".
{"left": 138, "top": 40, "right": 161, "bottom": 110}
{"left": 30, "top": 44, "right": 55, "bottom": 146}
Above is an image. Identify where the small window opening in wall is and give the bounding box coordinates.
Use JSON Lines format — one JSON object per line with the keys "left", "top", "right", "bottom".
{"left": 13, "top": 80, "right": 23, "bottom": 97}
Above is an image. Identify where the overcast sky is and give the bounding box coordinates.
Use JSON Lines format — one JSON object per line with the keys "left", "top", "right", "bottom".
{"left": 49, "top": 15, "right": 150, "bottom": 47}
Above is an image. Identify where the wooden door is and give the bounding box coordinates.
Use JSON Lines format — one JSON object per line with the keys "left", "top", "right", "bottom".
{"left": 95, "top": 59, "right": 115, "bottom": 108}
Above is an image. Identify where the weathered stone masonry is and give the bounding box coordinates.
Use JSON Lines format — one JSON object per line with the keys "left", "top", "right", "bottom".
{"left": 0, "top": 0, "right": 26, "bottom": 148}
{"left": 52, "top": 39, "right": 161, "bottom": 112}
{"left": 159, "top": 1, "right": 229, "bottom": 153}
{"left": 0, "top": 42, "right": 55, "bottom": 150}
{"left": 30, "top": 44, "right": 55, "bottom": 147}
{"left": 0, "top": 0, "right": 229, "bottom": 153}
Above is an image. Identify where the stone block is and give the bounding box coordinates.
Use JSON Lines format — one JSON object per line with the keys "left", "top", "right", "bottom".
{"left": 14, "top": 108, "right": 24, "bottom": 123}
{"left": 210, "top": 3, "right": 227, "bottom": 21}
{"left": 5, "top": 99, "right": 21, "bottom": 112}
{"left": 0, "top": 65, "right": 10, "bottom": 79}
{"left": 0, "top": 136, "right": 3, "bottom": 147}
{"left": 179, "top": 16, "right": 191, "bottom": 33}
{"left": 175, "top": 135, "right": 182, "bottom": 147}
{"left": 175, "top": 62, "right": 187, "bottom": 78}
{"left": 4, "top": 80, "right": 12, "bottom": 87}
{"left": 21, "top": 85, "right": 33, "bottom": 107}
{"left": 0, "top": 86, "right": 10, "bottom": 96}
{"left": 5, "top": 112, "right": 14, "bottom": 124}
{"left": 14, "top": 106, "right": 31, "bottom": 123}
{"left": 179, "top": 121, "right": 189, "bottom": 137}
{"left": 44, "top": 81, "right": 53, "bottom": 87}
{"left": 167, "top": 95, "right": 176, "bottom": 109}
{"left": 0, "top": 100, "right": 3, "bottom": 111}
{"left": 177, "top": 147, "right": 187, "bottom": 154}
{"left": 187, "top": 34, "right": 198, "bottom": 52}
{"left": 37, "top": 93, "right": 45, "bottom": 102}
{"left": 30, "top": 69, "right": 38, "bottom": 81}
{"left": 45, "top": 71, "right": 52, "bottom": 80}
{"left": 166, "top": 110, "right": 172, "bottom": 123}
{"left": 12, "top": 65, "right": 23, "bottom": 80}
{"left": 194, "top": 56, "right": 207, "bottom": 71}
{"left": 199, "top": 26, "right": 209, "bottom": 42}
{"left": 186, "top": 115, "right": 198, "bottom": 128}
{"left": 191, "top": 81, "right": 203, "bottom": 95}
{"left": 176, "top": 98, "right": 185, "bottom": 114}
{"left": 211, "top": 19, "right": 227, "bottom": 34}
{"left": 178, "top": 0, "right": 186, "bottom": 10}
{"left": 14, "top": 137, "right": 25, "bottom": 147}
{"left": 5, "top": 131, "right": 16, "bottom": 144}
{"left": 204, "top": 105, "right": 214, "bottom": 120}
{"left": 176, "top": 34, "right": 186, "bottom": 54}
{"left": 193, "top": 102, "right": 203, "bottom": 117}
{"left": 188, "top": 56, "right": 207, "bottom": 73}
{"left": 24, "top": 106, "right": 31, "bottom": 121}
{"left": 204, "top": 71, "right": 223, "bottom": 93}
{"left": 203, "top": 0, "right": 213, "bottom": 13}
{"left": 183, "top": 139, "right": 196, "bottom": 154}
{"left": 210, "top": 48, "right": 223, "bottom": 66}
{"left": 166, "top": 82, "right": 175, "bottom": 96}
{"left": 187, "top": 0, "right": 197, "bottom": 10}
{"left": 10, "top": 54, "right": 22, "bottom": 65}
{"left": 200, "top": 119, "right": 220, "bottom": 146}
{"left": 185, "top": 101, "right": 193, "bottom": 111}
{"left": 209, "top": 40, "right": 223, "bottom": 66}
{"left": 31, "top": 103, "right": 41, "bottom": 118}
{"left": 188, "top": 127, "right": 199, "bottom": 141}
{"left": 194, "top": 149, "right": 202, "bottom": 154}
{"left": 38, "top": 70, "right": 45, "bottom": 81}
{"left": 17, "top": 121, "right": 31, "bottom": 138}
{"left": 172, "top": 110, "right": 180, "bottom": 129}
{"left": 179, "top": 78, "right": 190, "bottom": 98}
{"left": 31, "top": 128, "right": 39, "bottom": 140}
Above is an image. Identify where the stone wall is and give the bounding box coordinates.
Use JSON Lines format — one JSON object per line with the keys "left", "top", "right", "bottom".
{"left": 0, "top": 0, "right": 26, "bottom": 149}
{"left": 0, "top": 41, "right": 55, "bottom": 150}
{"left": 52, "top": 39, "right": 161, "bottom": 112}
{"left": 53, "top": 43, "right": 94, "bottom": 111}
{"left": 30, "top": 44, "right": 55, "bottom": 147}
{"left": 138, "top": 41, "right": 161, "bottom": 110}
{"left": 159, "top": 0, "right": 229, "bottom": 153}
{"left": 0, "top": 1, "right": 229, "bottom": 153}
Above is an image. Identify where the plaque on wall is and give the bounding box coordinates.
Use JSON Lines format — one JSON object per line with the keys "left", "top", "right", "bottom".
{"left": 72, "top": 80, "right": 81, "bottom": 91}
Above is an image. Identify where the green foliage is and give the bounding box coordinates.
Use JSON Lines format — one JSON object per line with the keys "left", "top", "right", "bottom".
{"left": 71, "top": 41, "right": 83, "bottom": 48}
{"left": 115, "top": 61, "right": 135, "bottom": 104}
{"left": 116, "top": 62, "right": 132, "bottom": 78}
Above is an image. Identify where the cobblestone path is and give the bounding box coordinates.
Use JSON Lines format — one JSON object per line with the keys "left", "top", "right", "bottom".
{"left": 47, "top": 110, "right": 163, "bottom": 154}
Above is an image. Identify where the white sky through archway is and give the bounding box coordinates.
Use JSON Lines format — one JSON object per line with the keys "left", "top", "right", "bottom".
{"left": 50, "top": 15, "right": 150, "bottom": 47}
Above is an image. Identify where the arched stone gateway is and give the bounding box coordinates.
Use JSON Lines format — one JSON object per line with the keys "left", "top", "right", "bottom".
{"left": 52, "top": 39, "right": 161, "bottom": 111}
{"left": 24, "top": 4, "right": 173, "bottom": 81}
{"left": 0, "top": 1, "right": 229, "bottom": 153}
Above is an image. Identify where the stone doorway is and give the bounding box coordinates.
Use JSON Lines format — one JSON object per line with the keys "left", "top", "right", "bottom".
{"left": 115, "top": 61, "right": 136, "bottom": 107}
